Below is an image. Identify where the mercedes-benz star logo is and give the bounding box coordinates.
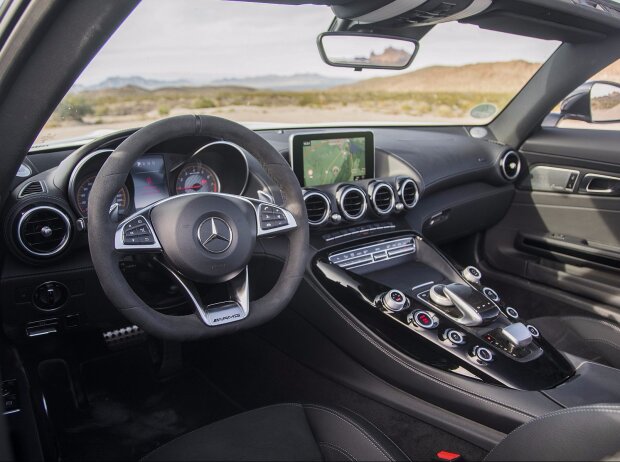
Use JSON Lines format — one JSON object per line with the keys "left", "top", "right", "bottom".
{"left": 198, "top": 217, "right": 233, "bottom": 254}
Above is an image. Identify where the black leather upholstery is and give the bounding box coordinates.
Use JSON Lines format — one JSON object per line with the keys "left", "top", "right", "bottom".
{"left": 485, "top": 404, "right": 620, "bottom": 461}
{"left": 142, "top": 403, "right": 409, "bottom": 461}
{"left": 143, "top": 402, "right": 620, "bottom": 461}
{"left": 530, "top": 316, "right": 620, "bottom": 369}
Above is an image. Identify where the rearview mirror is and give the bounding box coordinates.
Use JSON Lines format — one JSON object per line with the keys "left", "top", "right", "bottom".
{"left": 560, "top": 81, "right": 620, "bottom": 123}
{"left": 317, "top": 32, "right": 418, "bottom": 71}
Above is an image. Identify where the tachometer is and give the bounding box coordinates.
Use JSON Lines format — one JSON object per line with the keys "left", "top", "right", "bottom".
{"left": 175, "top": 162, "right": 220, "bottom": 194}
{"left": 76, "top": 175, "right": 129, "bottom": 216}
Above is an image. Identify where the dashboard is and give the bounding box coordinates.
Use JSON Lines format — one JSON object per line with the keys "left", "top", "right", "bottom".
{"left": 1, "top": 127, "right": 520, "bottom": 267}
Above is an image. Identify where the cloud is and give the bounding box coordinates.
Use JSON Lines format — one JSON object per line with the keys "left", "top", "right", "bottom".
{"left": 75, "top": 0, "right": 559, "bottom": 86}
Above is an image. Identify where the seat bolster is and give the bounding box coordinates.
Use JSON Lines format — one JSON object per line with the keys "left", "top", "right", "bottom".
{"left": 531, "top": 316, "right": 620, "bottom": 368}
{"left": 302, "top": 404, "right": 409, "bottom": 462}
{"left": 485, "top": 405, "right": 620, "bottom": 461}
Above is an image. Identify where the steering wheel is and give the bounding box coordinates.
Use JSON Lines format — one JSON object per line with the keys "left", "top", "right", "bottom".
{"left": 88, "top": 115, "right": 309, "bottom": 341}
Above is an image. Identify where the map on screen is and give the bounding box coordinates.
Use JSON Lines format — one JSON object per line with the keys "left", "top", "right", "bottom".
{"left": 302, "top": 137, "right": 366, "bottom": 187}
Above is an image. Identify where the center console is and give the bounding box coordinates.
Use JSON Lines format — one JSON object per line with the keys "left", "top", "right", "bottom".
{"left": 312, "top": 234, "right": 575, "bottom": 391}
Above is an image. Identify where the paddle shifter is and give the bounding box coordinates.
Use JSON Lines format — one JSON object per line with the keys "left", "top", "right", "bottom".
{"left": 429, "top": 283, "right": 500, "bottom": 327}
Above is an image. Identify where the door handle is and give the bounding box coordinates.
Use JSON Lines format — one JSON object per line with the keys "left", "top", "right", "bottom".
{"left": 583, "top": 173, "right": 620, "bottom": 195}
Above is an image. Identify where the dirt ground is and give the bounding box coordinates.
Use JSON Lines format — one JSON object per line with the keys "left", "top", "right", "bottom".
{"left": 35, "top": 104, "right": 620, "bottom": 147}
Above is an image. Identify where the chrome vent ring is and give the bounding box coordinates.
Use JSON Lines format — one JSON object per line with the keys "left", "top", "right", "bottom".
{"left": 303, "top": 191, "right": 331, "bottom": 226}
{"left": 500, "top": 150, "right": 521, "bottom": 181}
{"left": 17, "top": 205, "right": 72, "bottom": 257}
{"left": 338, "top": 186, "right": 367, "bottom": 221}
{"left": 398, "top": 178, "right": 419, "bottom": 209}
{"left": 370, "top": 182, "right": 395, "bottom": 215}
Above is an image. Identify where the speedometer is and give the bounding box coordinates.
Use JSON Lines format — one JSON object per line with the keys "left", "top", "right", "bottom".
{"left": 76, "top": 175, "right": 129, "bottom": 217}
{"left": 175, "top": 162, "right": 220, "bottom": 194}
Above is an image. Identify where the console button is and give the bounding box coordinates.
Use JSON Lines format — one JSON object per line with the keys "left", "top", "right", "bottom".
{"left": 505, "top": 306, "right": 519, "bottom": 319}
{"left": 462, "top": 266, "right": 482, "bottom": 284}
{"left": 445, "top": 329, "right": 466, "bottom": 345}
{"left": 429, "top": 284, "right": 453, "bottom": 307}
{"left": 472, "top": 346, "right": 494, "bottom": 363}
{"left": 382, "top": 290, "right": 407, "bottom": 312}
{"left": 410, "top": 310, "right": 439, "bottom": 329}
{"left": 482, "top": 287, "right": 500, "bottom": 302}
{"left": 527, "top": 325, "right": 540, "bottom": 338}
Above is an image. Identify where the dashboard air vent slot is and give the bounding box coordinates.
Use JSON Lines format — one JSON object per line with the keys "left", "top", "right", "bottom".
{"left": 18, "top": 180, "right": 45, "bottom": 197}
{"left": 500, "top": 150, "right": 521, "bottom": 181}
{"left": 399, "top": 178, "right": 419, "bottom": 209}
{"left": 370, "top": 182, "right": 395, "bottom": 215}
{"left": 338, "top": 186, "right": 367, "bottom": 221}
{"left": 304, "top": 191, "right": 330, "bottom": 226}
{"left": 17, "top": 205, "right": 71, "bottom": 257}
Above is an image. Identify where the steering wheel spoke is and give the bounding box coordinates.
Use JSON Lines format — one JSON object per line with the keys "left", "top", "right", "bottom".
{"left": 249, "top": 199, "right": 298, "bottom": 236}
{"left": 157, "top": 260, "right": 250, "bottom": 326}
{"left": 114, "top": 211, "right": 162, "bottom": 253}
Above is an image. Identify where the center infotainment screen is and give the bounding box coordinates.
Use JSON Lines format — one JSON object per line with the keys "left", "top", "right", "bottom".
{"left": 290, "top": 131, "right": 374, "bottom": 187}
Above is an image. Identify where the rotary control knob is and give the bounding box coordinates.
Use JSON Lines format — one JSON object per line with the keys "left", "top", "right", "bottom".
{"left": 444, "top": 329, "right": 466, "bottom": 346}
{"left": 381, "top": 290, "right": 407, "bottom": 312}
{"left": 462, "top": 266, "right": 482, "bottom": 284}
{"left": 471, "top": 346, "right": 494, "bottom": 363}
{"left": 429, "top": 284, "right": 453, "bottom": 307}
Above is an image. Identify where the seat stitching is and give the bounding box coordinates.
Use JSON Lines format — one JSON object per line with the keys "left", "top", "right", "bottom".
{"left": 326, "top": 405, "right": 406, "bottom": 460}
{"left": 560, "top": 316, "right": 620, "bottom": 334}
{"left": 485, "top": 407, "right": 620, "bottom": 460}
{"left": 305, "top": 405, "right": 392, "bottom": 461}
{"left": 318, "top": 294, "right": 533, "bottom": 419}
{"left": 308, "top": 404, "right": 405, "bottom": 461}
{"left": 319, "top": 442, "right": 357, "bottom": 461}
{"left": 581, "top": 338, "right": 620, "bottom": 351}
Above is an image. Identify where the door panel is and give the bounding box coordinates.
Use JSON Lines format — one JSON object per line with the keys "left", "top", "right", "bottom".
{"left": 483, "top": 127, "right": 620, "bottom": 312}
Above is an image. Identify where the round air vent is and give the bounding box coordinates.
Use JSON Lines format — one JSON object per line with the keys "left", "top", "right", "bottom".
{"left": 500, "top": 150, "right": 521, "bottom": 181}
{"left": 398, "top": 178, "right": 419, "bottom": 209}
{"left": 337, "top": 186, "right": 367, "bottom": 221}
{"left": 17, "top": 205, "right": 71, "bottom": 257}
{"left": 303, "top": 191, "right": 330, "bottom": 226}
{"left": 369, "top": 182, "right": 395, "bottom": 215}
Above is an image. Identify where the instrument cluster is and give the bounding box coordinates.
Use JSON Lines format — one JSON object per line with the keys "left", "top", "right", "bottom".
{"left": 68, "top": 141, "right": 249, "bottom": 219}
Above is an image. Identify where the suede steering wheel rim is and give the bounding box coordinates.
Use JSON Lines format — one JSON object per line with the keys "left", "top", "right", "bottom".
{"left": 88, "top": 115, "right": 309, "bottom": 341}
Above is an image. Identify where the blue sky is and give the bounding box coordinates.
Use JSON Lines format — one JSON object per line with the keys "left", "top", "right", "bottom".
{"left": 75, "top": 0, "right": 559, "bottom": 86}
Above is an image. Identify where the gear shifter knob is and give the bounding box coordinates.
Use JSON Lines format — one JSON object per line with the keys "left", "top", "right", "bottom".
{"left": 501, "top": 322, "right": 533, "bottom": 349}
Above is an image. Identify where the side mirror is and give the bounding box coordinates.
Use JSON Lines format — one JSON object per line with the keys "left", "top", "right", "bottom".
{"left": 560, "top": 81, "right": 620, "bottom": 123}
{"left": 317, "top": 32, "right": 418, "bottom": 71}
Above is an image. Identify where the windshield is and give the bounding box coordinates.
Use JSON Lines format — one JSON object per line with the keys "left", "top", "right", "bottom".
{"left": 35, "top": 0, "right": 559, "bottom": 147}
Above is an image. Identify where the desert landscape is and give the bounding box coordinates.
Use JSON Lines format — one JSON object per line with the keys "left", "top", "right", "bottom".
{"left": 35, "top": 59, "right": 620, "bottom": 146}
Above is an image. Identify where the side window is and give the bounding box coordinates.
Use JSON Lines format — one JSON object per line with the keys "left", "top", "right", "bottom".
{"left": 554, "top": 59, "right": 620, "bottom": 130}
